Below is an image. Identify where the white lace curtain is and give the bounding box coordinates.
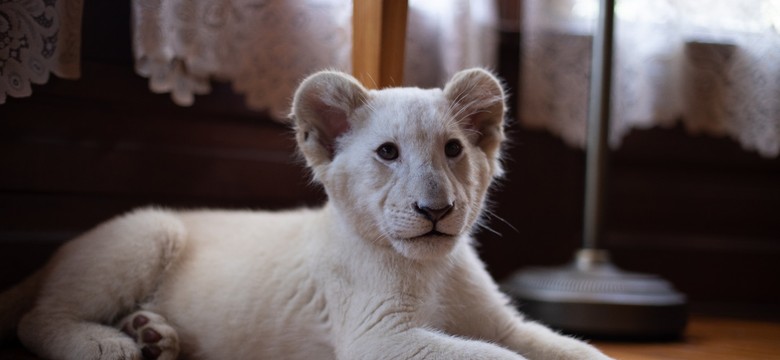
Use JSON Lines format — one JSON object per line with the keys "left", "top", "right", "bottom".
{"left": 132, "top": 0, "right": 497, "bottom": 120}
{"left": 1, "top": 0, "right": 496, "bottom": 117}
{"left": 0, "top": 0, "right": 83, "bottom": 104}
{"left": 520, "top": 0, "right": 780, "bottom": 157}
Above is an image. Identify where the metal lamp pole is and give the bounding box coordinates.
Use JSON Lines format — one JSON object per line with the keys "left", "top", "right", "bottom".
{"left": 503, "top": 0, "right": 687, "bottom": 339}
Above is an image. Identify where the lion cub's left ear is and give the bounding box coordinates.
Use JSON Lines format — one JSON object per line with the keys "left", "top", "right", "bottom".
{"left": 444, "top": 68, "right": 506, "bottom": 176}
{"left": 291, "top": 71, "right": 369, "bottom": 170}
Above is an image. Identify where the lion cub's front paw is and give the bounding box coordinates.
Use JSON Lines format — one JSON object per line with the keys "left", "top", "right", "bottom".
{"left": 117, "top": 310, "right": 180, "bottom": 360}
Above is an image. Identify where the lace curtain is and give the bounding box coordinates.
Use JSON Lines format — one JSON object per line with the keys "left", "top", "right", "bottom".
{"left": 520, "top": 0, "right": 780, "bottom": 157}
{"left": 0, "top": 0, "right": 496, "bottom": 113}
{"left": 0, "top": 0, "right": 83, "bottom": 104}
{"left": 132, "top": 0, "right": 497, "bottom": 120}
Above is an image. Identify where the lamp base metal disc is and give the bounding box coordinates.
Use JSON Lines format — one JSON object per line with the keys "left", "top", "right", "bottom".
{"left": 517, "top": 299, "right": 687, "bottom": 340}
{"left": 503, "top": 249, "right": 688, "bottom": 339}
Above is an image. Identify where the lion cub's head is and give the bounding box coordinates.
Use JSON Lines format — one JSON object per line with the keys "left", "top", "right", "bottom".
{"left": 292, "top": 69, "right": 506, "bottom": 260}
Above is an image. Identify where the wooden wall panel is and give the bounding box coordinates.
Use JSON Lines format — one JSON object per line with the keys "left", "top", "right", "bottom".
{"left": 0, "top": 61, "right": 323, "bottom": 290}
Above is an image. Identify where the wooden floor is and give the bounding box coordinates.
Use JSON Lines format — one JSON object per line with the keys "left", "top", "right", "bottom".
{"left": 594, "top": 316, "right": 780, "bottom": 359}
{"left": 1, "top": 316, "right": 778, "bottom": 359}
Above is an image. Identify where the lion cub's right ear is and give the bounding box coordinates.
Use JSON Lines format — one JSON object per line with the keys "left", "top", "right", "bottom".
{"left": 291, "top": 71, "right": 369, "bottom": 170}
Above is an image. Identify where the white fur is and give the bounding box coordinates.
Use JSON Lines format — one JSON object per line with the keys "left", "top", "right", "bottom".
{"left": 0, "top": 69, "right": 613, "bottom": 360}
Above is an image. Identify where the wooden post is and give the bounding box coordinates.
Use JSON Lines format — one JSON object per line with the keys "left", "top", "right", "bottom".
{"left": 352, "top": 0, "right": 408, "bottom": 89}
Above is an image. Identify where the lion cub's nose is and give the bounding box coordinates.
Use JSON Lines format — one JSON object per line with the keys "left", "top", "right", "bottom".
{"left": 413, "top": 202, "right": 454, "bottom": 222}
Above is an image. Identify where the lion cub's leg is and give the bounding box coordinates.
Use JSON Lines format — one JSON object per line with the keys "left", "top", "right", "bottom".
{"left": 17, "top": 208, "right": 187, "bottom": 360}
{"left": 117, "top": 310, "right": 179, "bottom": 360}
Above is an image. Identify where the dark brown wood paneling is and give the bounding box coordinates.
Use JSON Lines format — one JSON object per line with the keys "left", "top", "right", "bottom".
{"left": 0, "top": 59, "right": 323, "bottom": 290}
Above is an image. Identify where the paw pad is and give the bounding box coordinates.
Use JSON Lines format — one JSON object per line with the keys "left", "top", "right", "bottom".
{"left": 118, "top": 311, "right": 179, "bottom": 360}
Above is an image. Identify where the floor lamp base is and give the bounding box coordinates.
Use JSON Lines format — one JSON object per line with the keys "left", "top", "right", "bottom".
{"left": 503, "top": 249, "right": 688, "bottom": 339}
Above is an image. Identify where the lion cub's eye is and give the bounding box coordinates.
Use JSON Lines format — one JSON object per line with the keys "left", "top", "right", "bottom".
{"left": 444, "top": 139, "right": 463, "bottom": 158}
{"left": 376, "top": 142, "right": 399, "bottom": 161}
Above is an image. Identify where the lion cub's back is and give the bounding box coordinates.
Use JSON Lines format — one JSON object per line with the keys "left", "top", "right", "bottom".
{"left": 164, "top": 206, "right": 321, "bottom": 289}
{"left": 151, "top": 208, "right": 333, "bottom": 359}
{"left": 176, "top": 207, "right": 318, "bottom": 251}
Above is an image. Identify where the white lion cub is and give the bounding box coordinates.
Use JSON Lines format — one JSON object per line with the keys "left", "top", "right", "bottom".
{"left": 0, "top": 69, "right": 612, "bottom": 360}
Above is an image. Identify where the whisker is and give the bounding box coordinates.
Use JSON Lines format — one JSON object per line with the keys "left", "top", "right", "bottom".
{"left": 476, "top": 221, "right": 502, "bottom": 237}
{"left": 483, "top": 208, "right": 519, "bottom": 234}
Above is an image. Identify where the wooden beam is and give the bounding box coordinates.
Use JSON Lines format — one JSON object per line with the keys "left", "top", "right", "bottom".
{"left": 352, "top": 0, "right": 408, "bottom": 89}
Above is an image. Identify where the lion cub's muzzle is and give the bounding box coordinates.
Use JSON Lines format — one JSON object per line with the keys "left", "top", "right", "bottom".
{"left": 410, "top": 200, "right": 458, "bottom": 238}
